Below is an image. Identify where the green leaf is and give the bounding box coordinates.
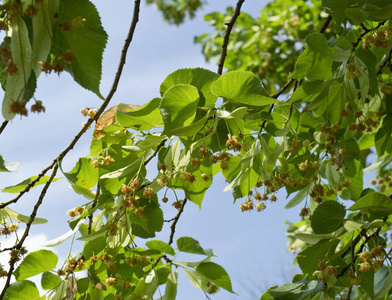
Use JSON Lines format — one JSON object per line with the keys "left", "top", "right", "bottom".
{"left": 134, "top": 270, "right": 158, "bottom": 297}
{"left": 183, "top": 268, "right": 210, "bottom": 292}
{"left": 196, "top": 262, "right": 234, "bottom": 293}
{"left": 294, "top": 228, "right": 345, "bottom": 245}
{"left": 116, "top": 98, "right": 163, "bottom": 131}
{"left": 128, "top": 198, "right": 163, "bottom": 238}
{"left": 311, "top": 201, "right": 345, "bottom": 234}
{"left": 160, "top": 84, "right": 201, "bottom": 136}
{"left": 43, "top": 219, "right": 84, "bottom": 246}
{"left": 375, "top": 115, "right": 392, "bottom": 156}
{"left": 61, "top": 157, "right": 98, "bottom": 189}
{"left": 297, "top": 240, "right": 339, "bottom": 275}
{"left": 52, "top": 0, "right": 108, "bottom": 97}
{"left": 2, "top": 207, "right": 47, "bottom": 224}
{"left": 163, "top": 270, "right": 178, "bottom": 300}
{"left": 83, "top": 236, "right": 106, "bottom": 259}
{"left": 375, "top": 267, "right": 392, "bottom": 299}
{"left": 368, "top": 4, "right": 392, "bottom": 21}
{"left": 326, "top": 163, "right": 340, "bottom": 189}
{"left": 1, "top": 175, "right": 61, "bottom": 193}
{"left": 3, "top": 280, "right": 41, "bottom": 300}
{"left": 285, "top": 185, "right": 312, "bottom": 209}
{"left": 211, "top": 70, "right": 277, "bottom": 106}
{"left": 69, "top": 184, "right": 95, "bottom": 200}
{"left": 177, "top": 236, "right": 206, "bottom": 255}
{"left": 2, "top": 16, "right": 32, "bottom": 120}
{"left": 14, "top": 250, "right": 58, "bottom": 281}
{"left": 160, "top": 68, "right": 219, "bottom": 108}
{"left": 345, "top": 8, "right": 367, "bottom": 25}
{"left": 41, "top": 271, "right": 62, "bottom": 290}
{"left": 269, "top": 278, "right": 323, "bottom": 300}
{"left": 32, "top": 0, "right": 60, "bottom": 76}
{"left": 348, "top": 192, "right": 392, "bottom": 213}
{"left": 291, "top": 33, "right": 331, "bottom": 81}
{"left": 146, "top": 240, "right": 176, "bottom": 256}
{"left": 0, "top": 155, "right": 21, "bottom": 172}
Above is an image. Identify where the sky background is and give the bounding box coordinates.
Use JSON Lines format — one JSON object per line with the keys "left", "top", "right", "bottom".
{"left": 0, "top": 0, "right": 333, "bottom": 298}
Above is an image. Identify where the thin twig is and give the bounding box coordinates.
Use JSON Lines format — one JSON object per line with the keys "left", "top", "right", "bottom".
{"left": 144, "top": 139, "right": 167, "bottom": 166}
{"left": 258, "top": 14, "right": 333, "bottom": 135}
{"left": 0, "top": 0, "right": 142, "bottom": 210}
{"left": 377, "top": 45, "right": 392, "bottom": 75}
{"left": 0, "top": 163, "right": 59, "bottom": 298}
{"left": 217, "top": 0, "right": 245, "bottom": 75}
{"left": 168, "top": 198, "right": 188, "bottom": 245}
{"left": 319, "top": 15, "right": 332, "bottom": 33}
{"left": 88, "top": 184, "right": 100, "bottom": 234}
{"left": 0, "top": 120, "right": 8, "bottom": 135}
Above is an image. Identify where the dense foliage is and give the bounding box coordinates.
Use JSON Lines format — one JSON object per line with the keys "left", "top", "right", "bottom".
{"left": 1, "top": 0, "right": 392, "bottom": 299}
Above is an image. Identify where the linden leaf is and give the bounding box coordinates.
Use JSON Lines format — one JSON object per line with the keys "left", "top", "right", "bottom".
{"left": 95, "top": 103, "right": 140, "bottom": 131}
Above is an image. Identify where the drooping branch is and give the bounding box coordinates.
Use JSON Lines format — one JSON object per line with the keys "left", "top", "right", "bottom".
{"left": 217, "top": 0, "right": 245, "bottom": 75}
{"left": 0, "top": 120, "right": 8, "bottom": 135}
{"left": 0, "top": 162, "right": 59, "bottom": 298}
{"left": 0, "top": 0, "right": 142, "bottom": 210}
{"left": 168, "top": 198, "right": 188, "bottom": 245}
{"left": 377, "top": 45, "right": 392, "bottom": 75}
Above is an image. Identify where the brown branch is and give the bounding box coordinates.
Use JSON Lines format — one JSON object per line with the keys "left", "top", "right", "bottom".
{"left": 0, "top": 120, "right": 8, "bottom": 135}
{"left": 0, "top": 0, "right": 142, "bottom": 210}
{"left": 217, "top": 0, "right": 245, "bottom": 75}
{"left": 144, "top": 139, "right": 167, "bottom": 166}
{"left": 168, "top": 198, "right": 188, "bottom": 245}
{"left": 88, "top": 184, "right": 100, "bottom": 234}
{"left": 377, "top": 45, "right": 392, "bottom": 75}
{"left": 318, "top": 15, "right": 332, "bottom": 33}
{"left": 353, "top": 21, "right": 386, "bottom": 50}
{"left": 0, "top": 163, "right": 59, "bottom": 298}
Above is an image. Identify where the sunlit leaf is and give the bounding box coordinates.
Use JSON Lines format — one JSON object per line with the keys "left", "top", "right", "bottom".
{"left": 14, "top": 250, "right": 58, "bottom": 281}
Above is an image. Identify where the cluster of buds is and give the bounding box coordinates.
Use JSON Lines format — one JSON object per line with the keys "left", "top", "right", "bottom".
{"left": 156, "top": 174, "right": 170, "bottom": 187}
{"left": 106, "top": 277, "right": 118, "bottom": 286}
{"left": 317, "top": 261, "right": 338, "bottom": 281}
{"left": 67, "top": 205, "right": 84, "bottom": 218}
{"left": 24, "top": 4, "right": 38, "bottom": 17}
{"left": 363, "top": 27, "right": 392, "bottom": 50}
{"left": 9, "top": 99, "right": 28, "bottom": 117}
{"left": 0, "top": 223, "right": 19, "bottom": 236}
{"left": 226, "top": 135, "right": 244, "bottom": 152}
{"left": 40, "top": 61, "right": 64, "bottom": 75}
{"left": 91, "top": 156, "right": 115, "bottom": 168}
{"left": 298, "top": 160, "right": 320, "bottom": 172}
{"left": 178, "top": 170, "right": 196, "bottom": 183}
{"left": 346, "top": 62, "right": 363, "bottom": 80}
{"left": 358, "top": 246, "right": 385, "bottom": 272}
{"left": 209, "top": 152, "right": 232, "bottom": 171}
{"left": 31, "top": 100, "right": 45, "bottom": 114}
{"left": 0, "top": 265, "right": 8, "bottom": 278}
{"left": 126, "top": 255, "right": 148, "bottom": 267}
{"left": 206, "top": 281, "right": 218, "bottom": 294}
{"left": 122, "top": 195, "right": 139, "bottom": 207}
{"left": 63, "top": 257, "right": 84, "bottom": 273}
{"left": 81, "top": 107, "right": 98, "bottom": 118}
{"left": 370, "top": 175, "right": 392, "bottom": 190}
{"left": 172, "top": 200, "right": 184, "bottom": 210}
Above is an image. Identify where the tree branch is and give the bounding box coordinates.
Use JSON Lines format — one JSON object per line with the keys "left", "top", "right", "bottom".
{"left": 0, "top": 0, "right": 142, "bottom": 210}
{"left": 168, "top": 198, "right": 188, "bottom": 245}
{"left": 88, "top": 184, "right": 100, "bottom": 234}
{"left": 0, "top": 162, "right": 59, "bottom": 298}
{"left": 0, "top": 120, "right": 8, "bottom": 135}
{"left": 377, "top": 45, "right": 392, "bottom": 75}
{"left": 217, "top": 0, "right": 245, "bottom": 75}
{"left": 144, "top": 139, "right": 167, "bottom": 166}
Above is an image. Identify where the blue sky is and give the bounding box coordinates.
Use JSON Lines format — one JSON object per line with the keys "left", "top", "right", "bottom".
{"left": 0, "top": 1, "right": 310, "bottom": 299}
